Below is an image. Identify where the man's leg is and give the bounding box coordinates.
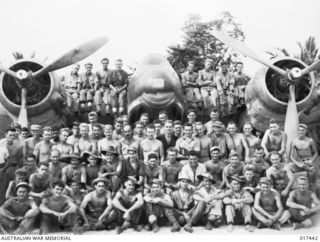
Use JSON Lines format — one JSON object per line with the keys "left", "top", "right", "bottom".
{"left": 118, "top": 90, "right": 127, "bottom": 114}
{"left": 110, "top": 175, "right": 122, "bottom": 196}
{"left": 110, "top": 90, "right": 118, "bottom": 114}
{"left": 200, "top": 89, "right": 210, "bottom": 110}
{"left": 252, "top": 208, "right": 272, "bottom": 228}
{"left": 242, "top": 204, "right": 254, "bottom": 232}
{"left": 209, "top": 88, "right": 218, "bottom": 108}
{"left": 14, "top": 217, "right": 36, "bottom": 235}
{"left": 103, "top": 89, "right": 111, "bottom": 114}
{"left": 94, "top": 90, "right": 102, "bottom": 114}
{"left": 163, "top": 207, "right": 181, "bottom": 232}
{"left": 225, "top": 205, "right": 236, "bottom": 232}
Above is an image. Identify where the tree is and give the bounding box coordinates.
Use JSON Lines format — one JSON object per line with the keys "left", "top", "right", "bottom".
{"left": 167, "top": 12, "right": 245, "bottom": 74}
{"left": 168, "top": 12, "right": 244, "bottom": 73}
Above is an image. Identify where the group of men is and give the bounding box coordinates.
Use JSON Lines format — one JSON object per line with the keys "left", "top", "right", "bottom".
{"left": 62, "top": 58, "right": 128, "bottom": 116}
{"left": 0, "top": 107, "right": 319, "bottom": 235}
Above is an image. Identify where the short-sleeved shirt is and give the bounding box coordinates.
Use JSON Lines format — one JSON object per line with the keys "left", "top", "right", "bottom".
{"left": 216, "top": 71, "right": 235, "bottom": 91}
{"left": 175, "top": 136, "right": 200, "bottom": 156}
{"left": 80, "top": 72, "right": 96, "bottom": 89}
{"left": 180, "top": 163, "right": 207, "bottom": 186}
{"left": 62, "top": 73, "right": 81, "bottom": 91}
{"left": 109, "top": 69, "right": 128, "bottom": 88}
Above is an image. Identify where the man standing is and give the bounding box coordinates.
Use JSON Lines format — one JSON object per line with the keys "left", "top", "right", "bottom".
{"left": 109, "top": 59, "right": 128, "bottom": 115}
{"left": 77, "top": 177, "right": 117, "bottom": 233}
{"left": 287, "top": 176, "right": 320, "bottom": 229}
{"left": 227, "top": 121, "right": 249, "bottom": 161}
{"left": 205, "top": 147, "right": 226, "bottom": 187}
{"left": 157, "top": 120, "right": 177, "bottom": 156}
{"left": 253, "top": 177, "right": 290, "bottom": 230}
{"left": 120, "top": 125, "right": 139, "bottom": 160}
{"left": 52, "top": 128, "right": 73, "bottom": 159}
{"left": 221, "top": 152, "right": 244, "bottom": 189}
{"left": 223, "top": 174, "right": 254, "bottom": 232}
{"left": 144, "top": 153, "right": 163, "bottom": 194}
{"left": 211, "top": 121, "right": 235, "bottom": 160}
{"left": 33, "top": 126, "right": 52, "bottom": 164}
{"left": 67, "top": 121, "right": 80, "bottom": 146}
{"left": 0, "top": 182, "right": 39, "bottom": 234}
{"left": 74, "top": 123, "right": 94, "bottom": 154}
{"left": 39, "top": 180, "right": 77, "bottom": 234}
{"left": 113, "top": 177, "right": 144, "bottom": 234}
{"left": 23, "top": 124, "right": 42, "bottom": 158}
{"left": 144, "top": 179, "right": 180, "bottom": 232}
{"left": 195, "top": 122, "right": 212, "bottom": 163}
{"left": 243, "top": 122, "right": 261, "bottom": 159}
{"left": 233, "top": 62, "right": 250, "bottom": 107}
{"left": 98, "top": 125, "right": 121, "bottom": 156}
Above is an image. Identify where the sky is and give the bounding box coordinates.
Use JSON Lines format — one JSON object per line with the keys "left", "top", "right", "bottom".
{"left": 0, "top": 0, "right": 320, "bottom": 76}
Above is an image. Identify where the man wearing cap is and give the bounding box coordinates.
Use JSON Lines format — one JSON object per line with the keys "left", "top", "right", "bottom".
{"left": 113, "top": 176, "right": 144, "bottom": 234}
{"left": 99, "top": 146, "right": 122, "bottom": 195}
{"left": 139, "top": 124, "right": 164, "bottom": 164}
{"left": 120, "top": 125, "right": 139, "bottom": 160}
{"left": 162, "top": 147, "right": 183, "bottom": 193}
{"left": 195, "top": 122, "right": 213, "bottom": 163}
{"left": 74, "top": 123, "right": 95, "bottom": 154}
{"left": 33, "top": 126, "right": 53, "bottom": 164}
{"left": 39, "top": 180, "right": 77, "bottom": 234}
{"left": 52, "top": 128, "right": 74, "bottom": 159}
{"left": 83, "top": 151, "right": 102, "bottom": 190}
{"left": 194, "top": 173, "right": 226, "bottom": 230}
{"left": 67, "top": 122, "right": 80, "bottom": 146}
{"left": 175, "top": 123, "right": 200, "bottom": 162}
{"left": 64, "top": 177, "right": 86, "bottom": 206}
{"left": 287, "top": 176, "right": 320, "bottom": 229}
{"left": 23, "top": 124, "right": 42, "bottom": 158}
{"left": 243, "top": 122, "right": 261, "bottom": 159}
{"left": 253, "top": 177, "right": 290, "bottom": 230}
{"left": 205, "top": 146, "right": 225, "bottom": 187}
{"left": 286, "top": 124, "right": 319, "bottom": 187}
{"left": 223, "top": 174, "right": 254, "bottom": 232}
{"left": 77, "top": 177, "right": 117, "bottom": 233}
{"left": 227, "top": 121, "right": 249, "bottom": 162}
{"left": 221, "top": 152, "right": 244, "bottom": 189}
{"left": 98, "top": 125, "right": 122, "bottom": 156}
{"left": 6, "top": 168, "right": 28, "bottom": 200}
{"left": 211, "top": 121, "right": 235, "bottom": 160}
{"left": 29, "top": 162, "right": 53, "bottom": 205}
{"left": 261, "top": 119, "right": 287, "bottom": 158}
{"left": 62, "top": 153, "right": 86, "bottom": 190}
{"left": 120, "top": 145, "right": 145, "bottom": 188}
{"left": 0, "top": 182, "right": 39, "bottom": 234}
{"left": 144, "top": 179, "right": 181, "bottom": 232}
{"left": 180, "top": 150, "right": 207, "bottom": 187}
{"left": 144, "top": 153, "right": 163, "bottom": 194}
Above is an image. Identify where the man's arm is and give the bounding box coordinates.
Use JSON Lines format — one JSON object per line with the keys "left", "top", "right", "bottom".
{"left": 23, "top": 199, "right": 39, "bottom": 219}
{"left": 290, "top": 140, "right": 304, "bottom": 167}
{"left": 98, "top": 191, "right": 113, "bottom": 221}
{"left": 62, "top": 197, "right": 77, "bottom": 216}
{"left": 80, "top": 166, "right": 87, "bottom": 184}
{"left": 273, "top": 191, "right": 284, "bottom": 220}
{"left": 309, "top": 139, "right": 318, "bottom": 164}
{"left": 261, "top": 129, "right": 270, "bottom": 156}
{"left": 159, "top": 142, "right": 164, "bottom": 163}
{"left": 39, "top": 198, "right": 59, "bottom": 216}
{"left": 155, "top": 194, "right": 174, "bottom": 208}
{"left": 278, "top": 132, "right": 287, "bottom": 155}
{"left": 127, "top": 193, "right": 144, "bottom": 212}
{"left": 286, "top": 191, "right": 306, "bottom": 210}
{"left": 112, "top": 191, "right": 127, "bottom": 212}
{"left": 79, "top": 193, "right": 92, "bottom": 225}
{"left": 253, "top": 191, "right": 272, "bottom": 218}
{"left": 240, "top": 134, "right": 250, "bottom": 161}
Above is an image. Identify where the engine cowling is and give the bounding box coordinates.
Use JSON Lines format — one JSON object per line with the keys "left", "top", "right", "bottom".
{"left": 0, "top": 59, "right": 67, "bottom": 129}
{"left": 245, "top": 57, "right": 315, "bottom": 131}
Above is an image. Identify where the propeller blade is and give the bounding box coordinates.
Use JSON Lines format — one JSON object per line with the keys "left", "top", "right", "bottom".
{"left": 211, "top": 29, "right": 287, "bottom": 76}
{"left": 300, "top": 59, "right": 320, "bottom": 76}
{"left": 18, "top": 88, "right": 28, "bottom": 128}
{"left": 32, "top": 36, "right": 108, "bottom": 78}
{"left": 0, "top": 64, "right": 17, "bottom": 79}
{"left": 284, "top": 85, "right": 299, "bottom": 160}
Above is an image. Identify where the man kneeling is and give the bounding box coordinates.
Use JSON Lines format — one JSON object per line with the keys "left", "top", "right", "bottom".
{"left": 253, "top": 177, "right": 290, "bottom": 230}
{"left": 76, "top": 177, "right": 117, "bottom": 234}
{"left": 144, "top": 179, "right": 180, "bottom": 232}
{"left": 0, "top": 182, "right": 39, "bottom": 234}
{"left": 39, "top": 180, "right": 77, "bottom": 234}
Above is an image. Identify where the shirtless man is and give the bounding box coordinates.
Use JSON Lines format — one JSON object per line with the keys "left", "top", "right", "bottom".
{"left": 33, "top": 126, "right": 52, "bottom": 164}
{"left": 227, "top": 121, "right": 249, "bottom": 162}
{"left": 204, "top": 108, "right": 221, "bottom": 136}
{"left": 0, "top": 182, "right": 39, "bottom": 235}
{"left": 113, "top": 118, "right": 124, "bottom": 141}
{"left": 158, "top": 111, "right": 168, "bottom": 135}
{"left": 287, "top": 176, "right": 320, "bottom": 229}
{"left": 120, "top": 125, "right": 139, "bottom": 160}
{"left": 133, "top": 121, "right": 145, "bottom": 143}
{"left": 198, "top": 58, "right": 222, "bottom": 110}
{"left": 173, "top": 120, "right": 183, "bottom": 139}
{"left": 286, "top": 124, "right": 319, "bottom": 186}
{"left": 89, "top": 124, "right": 103, "bottom": 150}
{"left": 261, "top": 119, "right": 287, "bottom": 158}
{"left": 175, "top": 123, "right": 200, "bottom": 162}
{"left": 23, "top": 124, "right": 42, "bottom": 158}
{"left": 153, "top": 120, "right": 162, "bottom": 138}
{"left": 67, "top": 121, "right": 80, "bottom": 146}
{"left": 205, "top": 147, "right": 225, "bottom": 187}
{"left": 98, "top": 125, "right": 121, "bottom": 156}
{"left": 48, "top": 149, "right": 65, "bottom": 180}
{"left": 266, "top": 152, "right": 294, "bottom": 198}
{"left": 113, "top": 177, "right": 144, "bottom": 234}
{"left": 144, "top": 153, "right": 164, "bottom": 194}
{"left": 29, "top": 162, "right": 53, "bottom": 205}
{"left": 221, "top": 152, "right": 244, "bottom": 189}
{"left": 181, "top": 61, "right": 201, "bottom": 106}
{"left": 74, "top": 123, "right": 94, "bottom": 154}
{"left": 95, "top": 58, "right": 112, "bottom": 114}
{"left": 78, "top": 177, "right": 117, "bottom": 233}
{"left": 195, "top": 122, "right": 213, "bottom": 163}
{"left": 243, "top": 122, "right": 261, "bottom": 159}
{"left": 39, "top": 180, "right": 77, "bottom": 234}
{"left": 52, "top": 128, "right": 73, "bottom": 159}
{"left": 139, "top": 124, "right": 164, "bottom": 164}
{"left": 162, "top": 147, "right": 183, "bottom": 193}
{"left": 233, "top": 62, "right": 250, "bottom": 107}
{"left": 253, "top": 177, "right": 290, "bottom": 230}
{"left": 62, "top": 154, "right": 86, "bottom": 190}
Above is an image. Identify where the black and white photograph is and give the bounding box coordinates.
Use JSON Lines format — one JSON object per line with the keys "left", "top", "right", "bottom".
{"left": 0, "top": 0, "right": 319, "bottom": 239}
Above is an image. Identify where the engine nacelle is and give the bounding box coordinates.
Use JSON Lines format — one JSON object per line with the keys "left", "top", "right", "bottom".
{"left": 245, "top": 57, "right": 315, "bottom": 131}
{"left": 0, "top": 59, "right": 67, "bottom": 130}
{"left": 128, "top": 54, "right": 186, "bottom": 124}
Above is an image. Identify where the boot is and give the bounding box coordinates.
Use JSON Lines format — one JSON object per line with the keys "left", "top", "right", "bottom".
{"left": 164, "top": 208, "right": 181, "bottom": 232}
{"left": 184, "top": 222, "right": 193, "bottom": 233}
{"left": 205, "top": 220, "right": 213, "bottom": 230}
{"left": 152, "top": 222, "right": 160, "bottom": 233}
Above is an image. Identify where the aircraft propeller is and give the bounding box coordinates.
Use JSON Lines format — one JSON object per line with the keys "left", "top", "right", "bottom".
{"left": 211, "top": 29, "right": 319, "bottom": 159}
{"left": 0, "top": 36, "right": 108, "bottom": 128}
